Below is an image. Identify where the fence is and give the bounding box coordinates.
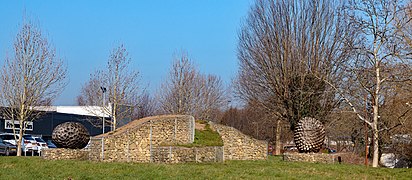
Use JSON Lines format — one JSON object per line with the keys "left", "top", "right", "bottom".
{"left": 87, "top": 115, "right": 197, "bottom": 162}
{"left": 88, "top": 137, "right": 223, "bottom": 163}
{"left": 151, "top": 146, "right": 224, "bottom": 163}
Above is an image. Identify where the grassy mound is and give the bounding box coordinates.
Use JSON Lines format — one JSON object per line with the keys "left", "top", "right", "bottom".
{"left": 179, "top": 120, "right": 223, "bottom": 147}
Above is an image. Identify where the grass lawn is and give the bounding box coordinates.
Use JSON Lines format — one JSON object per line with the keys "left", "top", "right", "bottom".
{"left": 0, "top": 156, "right": 410, "bottom": 179}
{"left": 180, "top": 123, "right": 224, "bottom": 147}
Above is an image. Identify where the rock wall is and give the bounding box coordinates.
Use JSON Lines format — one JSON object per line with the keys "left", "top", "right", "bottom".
{"left": 42, "top": 148, "right": 89, "bottom": 160}
{"left": 283, "top": 152, "right": 348, "bottom": 164}
{"left": 210, "top": 122, "right": 268, "bottom": 160}
{"left": 89, "top": 115, "right": 195, "bottom": 162}
{"left": 43, "top": 115, "right": 267, "bottom": 163}
{"left": 151, "top": 146, "right": 223, "bottom": 163}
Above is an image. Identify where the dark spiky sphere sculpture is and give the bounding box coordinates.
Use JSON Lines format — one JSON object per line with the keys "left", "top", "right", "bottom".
{"left": 52, "top": 122, "right": 90, "bottom": 149}
{"left": 294, "top": 117, "right": 325, "bottom": 153}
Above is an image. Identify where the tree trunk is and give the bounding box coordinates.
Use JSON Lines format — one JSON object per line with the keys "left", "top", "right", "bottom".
{"left": 372, "top": 105, "right": 379, "bottom": 167}
{"left": 17, "top": 127, "right": 24, "bottom": 156}
{"left": 113, "top": 103, "right": 117, "bottom": 131}
{"left": 17, "top": 137, "right": 22, "bottom": 156}
{"left": 112, "top": 116, "right": 116, "bottom": 131}
{"left": 372, "top": 61, "right": 381, "bottom": 167}
{"left": 17, "top": 108, "right": 25, "bottom": 156}
{"left": 275, "top": 119, "right": 282, "bottom": 155}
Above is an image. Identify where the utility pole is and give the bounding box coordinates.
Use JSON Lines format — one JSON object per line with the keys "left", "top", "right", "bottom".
{"left": 100, "top": 86, "right": 107, "bottom": 160}
{"left": 101, "top": 87, "right": 107, "bottom": 134}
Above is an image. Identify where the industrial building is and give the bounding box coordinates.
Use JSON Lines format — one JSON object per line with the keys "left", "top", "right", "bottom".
{"left": 0, "top": 106, "right": 113, "bottom": 141}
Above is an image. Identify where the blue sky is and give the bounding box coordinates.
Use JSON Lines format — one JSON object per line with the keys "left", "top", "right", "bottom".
{"left": 0, "top": 0, "right": 252, "bottom": 105}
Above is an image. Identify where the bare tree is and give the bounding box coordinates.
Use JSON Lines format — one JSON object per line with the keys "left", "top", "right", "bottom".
{"left": 220, "top": 103, "right": 293, "bottom": 155}
{"left": 0, "top": 20, "right": 67, "bottom": 156}
{"left": 158, "top": 52, "right": 227, "bottom": 121}
{"left": 133, "top": 91, "right": 157, "bottom": 119}
{"left": 77, "top": 44, "right": 140, "bottom": 131}
{"left": 380, "top": 80, "right": 412, "bottom": 165}
{"left": 195, "top": 74, "right": 227, "bottom": 121}
{"left": 324, "top": 110, "right": 365, "bottom": 153}
{"left": 158, "top": 53, "right": 198, "bottom": 115}
{"left": 328, "top": 0, "right": 412, "bottom": 167}
{"left": 236, "top": 0, "right": 351, "bottom": 155}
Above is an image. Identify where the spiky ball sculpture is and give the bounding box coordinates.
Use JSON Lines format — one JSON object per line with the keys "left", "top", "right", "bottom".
{"left": 294, "top": 117, "right": 325, "bottom": 153}
{"left": 52, "top": 122, "right": 90, "bottom": 149}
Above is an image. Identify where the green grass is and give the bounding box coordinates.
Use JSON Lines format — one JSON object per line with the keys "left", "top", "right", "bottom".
{"left": 179, "top": 123, "right": 223, "bottom": 147}
{"left": 193, "top": 123, "right": 224, "bottom": 147}
{"left": 0, "top": 156, "right": 410, "bottom": 179}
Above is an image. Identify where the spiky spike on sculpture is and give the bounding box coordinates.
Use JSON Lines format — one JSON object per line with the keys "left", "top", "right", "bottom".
{"left": 294, "top": 117, "right": 325, "bottom": 153}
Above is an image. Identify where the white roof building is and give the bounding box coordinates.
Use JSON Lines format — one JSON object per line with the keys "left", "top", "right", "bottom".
{"left": 32, "top": 106, "right": 111, "bottom": 118}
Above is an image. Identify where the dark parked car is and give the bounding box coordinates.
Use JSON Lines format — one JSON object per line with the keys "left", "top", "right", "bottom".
{"left": 327, "top": 147, "right": 336, "bottom": 153}
{"left": 0, "top": 138, "right": 17, "bottom": 156}
{"left": 46, "top": 140, "right": 57, "bottom": 148}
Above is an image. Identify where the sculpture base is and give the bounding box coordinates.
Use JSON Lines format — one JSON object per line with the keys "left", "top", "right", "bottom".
{"left": 283, "top": 152, "right": 350, "bottom": 164}
{"left": 42, "top": 148, "right": 89, "bottom": 160}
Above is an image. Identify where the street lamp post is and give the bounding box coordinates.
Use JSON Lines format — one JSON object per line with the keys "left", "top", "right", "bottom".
{"left": 100, "top": 87, "right": 106, "bottom": 160}
{"left": 101, "top": 87, "right": 107, "bottom": 134}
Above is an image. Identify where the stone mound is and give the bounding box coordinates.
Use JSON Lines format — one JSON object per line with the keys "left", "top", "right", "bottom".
{"left": 96, "top": 115, "right": 193, "bottom": 137}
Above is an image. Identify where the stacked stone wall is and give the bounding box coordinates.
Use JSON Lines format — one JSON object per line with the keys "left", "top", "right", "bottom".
{"left": 151, "top": 146, "right": 223, "bottom": 163}
{"left": 42, "top": 148, "right": 89, "bottom": 160}
{"left": 88, "top": 138, "right": 104, "bottom": 161}
{"left": 89, "top": 115, "right": 195, "bottom": 162}
{"left": 210, "top": 122, "right": 267, "bottom": 160}
{"left": 283, "top": 152, "right": 350, "bottom": 164}
{"left": 43, "top": 115, "right": 267, "bottom": 163}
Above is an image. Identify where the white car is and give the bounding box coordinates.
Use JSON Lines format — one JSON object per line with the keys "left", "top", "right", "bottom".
{"left": 21, "top": 135, "right": 40, "bottom": 155}
{"left": 33, "top": 137, "right": 48, "bottom": 153}
{"left": 0, "top": 133, "right": 38, "bottom": 155}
